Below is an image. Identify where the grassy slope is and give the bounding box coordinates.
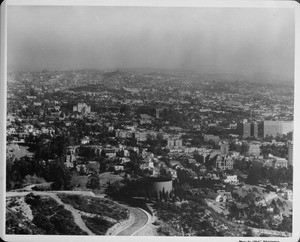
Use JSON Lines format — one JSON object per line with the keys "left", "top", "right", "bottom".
{"left": 57, "top": 194, "right": 129, "bottom": 221}
{"left": 6, "top": 194, "right": 88, "bottom": 235}
{"left": 57, "top": 194, "right": 130, "bottom": 235}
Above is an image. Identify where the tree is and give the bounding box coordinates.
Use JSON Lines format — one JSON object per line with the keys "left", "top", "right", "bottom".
{"left": 100, "top": 149, "right": 107, "bottom": 158}
{"left": 244, "top": 228, "right": 254, "bottom": 237}
{"left": 278, "top": 215, "right": 292, "bottom": 232}
{"left": 246, "top": 162, "right": 264, "bottom": 185}
{"left": 240, "top": 143, "right": 249, "bottom": 155}
{"left": 79, "top": 166, "right": 86, "bottom": 176}
{"left": 119, "top": 104, "right": 130, "bottom": 115}
{"left": 158, "top": 168, "right": 172, "bottom": 180}
{"left": 49, "top": 160, "right": 72, "bottom": 190}
{"left": 86, "top": 172, "right": 100, "bottom": 190}
{"left": 6, "top": 156, "right": 15, "bottom": 190}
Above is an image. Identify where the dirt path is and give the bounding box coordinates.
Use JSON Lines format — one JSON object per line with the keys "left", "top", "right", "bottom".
{"left": 6, "top": 191, "right": 95, "bottom": 235}
{"left": 48, "top": 193, "right": 95, "bottom": 235}
{"left": 7, "top": 191, "right": 153, "bottom": 236}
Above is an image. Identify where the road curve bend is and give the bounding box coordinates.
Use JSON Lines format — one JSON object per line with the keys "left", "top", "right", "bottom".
{"left": 117, "top": 207, "right": 149, "bottom": 236}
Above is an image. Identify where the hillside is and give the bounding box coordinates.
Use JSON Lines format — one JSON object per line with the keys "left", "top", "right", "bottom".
{"left": 6, "top": 192, "right": 130, "bottom": 235}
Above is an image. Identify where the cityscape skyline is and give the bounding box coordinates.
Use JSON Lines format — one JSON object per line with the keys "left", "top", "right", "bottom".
{"left": 3, "top": 2, "right": 297, "bottom": 239}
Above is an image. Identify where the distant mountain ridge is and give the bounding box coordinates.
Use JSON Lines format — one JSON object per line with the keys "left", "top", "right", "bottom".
{"left": 8, "top": 68, "right": 294, "bottom": 88}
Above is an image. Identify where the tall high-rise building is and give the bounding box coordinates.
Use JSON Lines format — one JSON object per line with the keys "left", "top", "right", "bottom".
{"left": 282, "top": 122, "right": 294, "bottom": 135}
{"left": 287, "top": 141, "right": 293, "bottom": 166}
{"left": 238, "top": 122, "right": 262, "bottom": 137}
{"left": 251, "top": 123, "right": 259, "bottom": 137}
{"left": 258, "top": 122, "right": 264, "bottom": 137}
{"left": 237, "top": 122, "right": 251, "bottom": 138}
{"left": 263, "top": 120, "right": 294, "bottom": 137}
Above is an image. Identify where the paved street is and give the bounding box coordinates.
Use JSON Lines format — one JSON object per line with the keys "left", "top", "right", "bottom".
{"left": 117, "top": 207, "right": 148, "bottom": 236}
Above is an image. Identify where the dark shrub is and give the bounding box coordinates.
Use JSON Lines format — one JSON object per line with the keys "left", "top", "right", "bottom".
{"left": 32, "top": 214, "right": 56, "bottom": 234}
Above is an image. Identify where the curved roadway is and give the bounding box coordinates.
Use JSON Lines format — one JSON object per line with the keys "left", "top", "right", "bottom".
{"left": 7, "top": 191, "right": 150, "bottom": 236}
{"left": 117, "top": 207, "right": 148, "bottom": 236}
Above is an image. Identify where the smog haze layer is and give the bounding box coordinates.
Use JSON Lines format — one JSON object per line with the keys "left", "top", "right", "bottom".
{"left": 8, "top": 6, "right": 295, "bottom": 82}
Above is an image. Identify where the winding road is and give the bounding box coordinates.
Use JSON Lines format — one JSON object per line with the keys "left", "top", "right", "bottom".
{"left": 6, "top": 190, "right": 151, "bottom": 236}
{"left": 116, "top": 207, "right": 149, "bottom": 236}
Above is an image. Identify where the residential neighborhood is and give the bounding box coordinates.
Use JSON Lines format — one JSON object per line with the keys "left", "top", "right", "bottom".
{"left": 6, "top": 69, "right": 293, "bottom": 236}
{"left": 4, "top": 4, "right": 295, "bottom": 239}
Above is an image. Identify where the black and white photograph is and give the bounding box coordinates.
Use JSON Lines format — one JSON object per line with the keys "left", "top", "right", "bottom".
{"left": 1, "top": 0, "right": 299, "bottom": 241}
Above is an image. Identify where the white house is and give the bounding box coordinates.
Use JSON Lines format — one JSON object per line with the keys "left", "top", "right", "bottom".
{"left": 224, "top": 175, "right": 239, "bottom": 184}
{"left": 81, "top": 136, "right": 90, "bottom": 145}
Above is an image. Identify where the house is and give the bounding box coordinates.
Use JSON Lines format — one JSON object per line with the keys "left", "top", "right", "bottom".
{"left": 266, "top": 205, "right": 274, "bottom": 213}
{"left": 140, "top": 159, "right": 155, "bottom": 169}
{"left": 166, "top": 168, "right": 177, "bottom": 178}
{"left": 114, "top": 165, "right": 124, "bottom": 171}
{"left": 33, "top": 102, "right": 42, "bottom": 107}
{"left": 65, "top": 155, "right": 74, "bottom": 168}
{"left": 120, "top": 157, "right": 131, "bottom": 164}
{"left": 115, "top": 129, "right": 134, "bottom": 139}
{"left": 204, "top": 134, "right": 220, "bottom": 144}
{"left": 81, "top": 136, "right": 90, "bottom": 145}
{"left": 170, "top": 160, "right": 181, "bottom": 168}
{"left": 123, "top": 149, "right": 130, "bottom": 157}
{"left": 141, "top": 114, "right": 154, "bottom": 120}
{"left": 207, "top": 191, "right": 232, "bottom": 203}
{"left": 199, "top": 165, "right": 207, "bottom": 173}
{"left": 224, "top": 175, "right": 239, "bottom": 184}
{"left": 216, "top": 191, "right": 233, "bottom": 202}
{"left": 76, "top": 164, "right": 87, "bottom": 174}
{"left": 283, "top": 189, "right": 293, "bottom": 201}
{"left": 7, "top": 127, "right": 16, "bottom": 135}
{"left": 23, "top": 124, "right": 34, "bottom": 132}
{"left": 105, "top": 148, "right": 117, "bottom": 158}
{"left": 248, "top": 143, "right": 261, "bottom": 156}
{"left": 73, "top": 103, "right": 91, "bottom": 114}
{"left": 135, "top": 131, "right": 148, "bottom": 142}
{"left": 230, "top": 151, "right": 240, "bottom": 159}
{"left": 274, "top": 158, "right": 288, "bottom": 168}
{"left": 167, "top": 137, "right": 183, "bottom": 149}
{"left": 7, "top": 114, "right": 15, "bottom": 124}
{"left": 210, "top": 154, "right": 233, "bottom": 170}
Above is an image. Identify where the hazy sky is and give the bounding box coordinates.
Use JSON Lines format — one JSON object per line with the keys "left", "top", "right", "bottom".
{"left": 8, "top": 6, "right": 294, "bottom": 79}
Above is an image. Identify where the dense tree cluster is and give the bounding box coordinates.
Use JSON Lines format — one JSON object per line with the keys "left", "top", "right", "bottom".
{"left": 7, "top": 133, "right": 72, "bottom": 191}
{"left": 229, "top": 141, "right": 249, "bottom": 155}
{"left": 260, "top": 144, "right": 288, "bottom": 158}
{"left": 86, "top": 172, "right": 100, "bottom": 190}
{"left": 6, "top": 155, "right": 72, "bottom": 191}
{"left": 155, "top": 201, "right": 223, "bottom": 236}
{"left": 246, "top": 161, "right": 293, "bottom": 186}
